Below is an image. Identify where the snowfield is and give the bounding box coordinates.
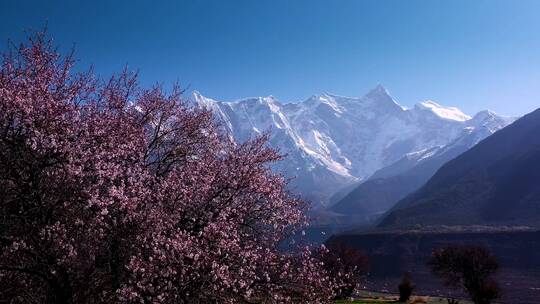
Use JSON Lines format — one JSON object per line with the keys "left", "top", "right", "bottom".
{"left": 193, "top": 86, "right": 515, "bottom": 206}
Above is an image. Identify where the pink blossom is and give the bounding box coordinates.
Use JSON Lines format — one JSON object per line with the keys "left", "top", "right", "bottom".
{"left": 0, "top": 32, "right": 347, "bottom": 304}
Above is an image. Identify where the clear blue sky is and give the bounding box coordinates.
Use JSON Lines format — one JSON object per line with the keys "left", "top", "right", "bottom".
{"left": 1, "top": 0, "right": 539, "bottom": 116}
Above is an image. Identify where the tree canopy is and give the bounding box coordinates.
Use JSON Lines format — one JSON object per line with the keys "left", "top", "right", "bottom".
{"left": 0, "top": 33, "right": 344, "bottom": 304}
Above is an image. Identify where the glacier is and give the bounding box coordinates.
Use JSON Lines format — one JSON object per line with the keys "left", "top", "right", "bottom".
{"left": 192, "top": 85, "right": 514, "bottom": 207}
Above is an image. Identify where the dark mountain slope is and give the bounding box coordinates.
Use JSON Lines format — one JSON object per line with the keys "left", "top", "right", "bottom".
{"left": 379, "top": 108, "right": 540, "bottom": 228}
{"left": 330, "top": 112, "right": 511, "bottom": 221}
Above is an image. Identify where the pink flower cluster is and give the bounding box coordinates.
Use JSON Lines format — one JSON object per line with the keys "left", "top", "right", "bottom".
{"left": 0, "top": 33, "right": 345, "bottom": 303}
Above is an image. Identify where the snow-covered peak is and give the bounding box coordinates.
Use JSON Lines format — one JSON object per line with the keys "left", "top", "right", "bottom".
{"left": 192, "top": 90, "right": 220, "bottom": 108}
{"left": 366, "top": 84, "right": 390, "bottom": 97}
{"left": 358, "top": 85, "right": 406, "bottom": 114}
{"left": 364, "top": 85, "right": 397, "bottom": 102}
{"left": 193, "top": 91, "right": 279, "bottom": 106}
{"left": 415, "top": 100, "right": 471, "bottom": 122}
{"left": 191, "top": 87, "right": 513, "bottom": 206}
{"left": 468, "top": 110, "right": 517, "bottom": 133}
{"left": 473, "top": 109, "right": 496, "bottom": 118}
{"left": 471, "top": 110, "right": 516, "bottom": 124}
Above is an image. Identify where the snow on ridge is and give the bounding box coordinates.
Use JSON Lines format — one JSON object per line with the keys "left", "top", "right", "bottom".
{"left": 415, "top": 100, "right": 471, "bottom": 122}
{"left": 363, "top": 85, "right": 407, "bottom": 111}
{"left": 190, "top": 87, "right": 513, "bottom": 205}
{"left": 315, "top": 94, "right": 345, "bottom": 114}
{"left": 472, "top": 110, "right": 518, "bottom": 124}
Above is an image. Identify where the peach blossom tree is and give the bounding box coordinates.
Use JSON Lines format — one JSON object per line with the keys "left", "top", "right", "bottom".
{"left": 0, "top": 33, "right": 342, "bottom": 304}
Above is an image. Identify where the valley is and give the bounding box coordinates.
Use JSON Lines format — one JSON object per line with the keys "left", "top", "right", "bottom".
{"left": 4, "top": 3, "right": 540, "bottom": 303}
{"left": 328, "top": 228, "right": 540, "bottom": 304}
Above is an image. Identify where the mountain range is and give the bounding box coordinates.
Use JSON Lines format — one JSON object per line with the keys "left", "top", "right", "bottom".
{"left": 378, "top": 108, "right": 540, "bottom": 228}
{"left": 330, "top": 109, "right": 515, "bottom": 223}
{"left": 192, "top": 86, "right": 514, "bottom": 211}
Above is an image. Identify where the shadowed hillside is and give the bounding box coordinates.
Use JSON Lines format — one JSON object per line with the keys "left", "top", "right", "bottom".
{"left": 379, "top": 108, "right": 540, "bottom": 228}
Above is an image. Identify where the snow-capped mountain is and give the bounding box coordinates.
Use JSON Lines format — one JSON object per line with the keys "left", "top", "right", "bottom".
{"left": 331, "top": 110, "right": 517, "bottom": 223}
{"left": 371, "top": 109, "right": 516, "bottom": 180}
{"left": 192, "top": 86, "right": 514, "bottom": 206}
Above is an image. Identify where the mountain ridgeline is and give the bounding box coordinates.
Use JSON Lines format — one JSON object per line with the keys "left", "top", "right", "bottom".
{"left": 379, "top": 108, "right": 540, "bottom": 228}
{"left": 330, "top": 111, "right": 512, "bottom": 223}
{"left": 193, "top": 86, "right": 514, "bottom": 216}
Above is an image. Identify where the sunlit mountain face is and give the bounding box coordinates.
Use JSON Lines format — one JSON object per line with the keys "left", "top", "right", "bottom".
{"left": 193, "top": 85, "right": 515, "bottom": 207}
